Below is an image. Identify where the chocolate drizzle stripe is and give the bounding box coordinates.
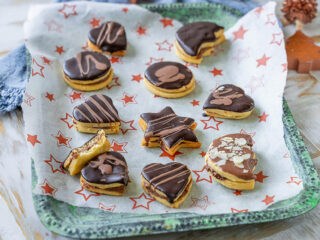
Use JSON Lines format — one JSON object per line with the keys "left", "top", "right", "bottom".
{"left": 88, "top": 96, "right": 116, "bottom": 122}
{"left": 76, "top": 53, "right": 107, "bottom": 77}
{"left": 144, "top": 163, "right": 179, "bottom": 173}
{"left": 149, "top": 164, "right": 186, "bottom": 184}
{"left": 82, "top": 102, "right": 103, "bottom": 123}
{"left": 104, "top": 154, "right": 127, "bottom": 167}
{"left": 154, "top": 65, "right": 185, "bottom": 86}
{"left": 154, "top": 170, "right": 190, "bottom": 188}
{"left": 148, "top": 113, "right": 176, "bottom": 124}
{"left": 97, "top": 22, "right": 124, "bottom": 48}
{"left": 74, "top": 107, "right": 92, "bottom": 122}
{"left": 96, "top": 94, "right": 119, "bottom": 120}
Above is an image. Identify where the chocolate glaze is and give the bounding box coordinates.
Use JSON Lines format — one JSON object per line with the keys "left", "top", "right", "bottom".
{"left": 140, "top": 106, "right": 199, "bottom": 149}
{"left": 205, "top": 165, "right": 227, "bottom": 180}
{"left": 176, "top": 22, "right": 224, "bottom": 56}
{"left": 88, "top": 21, "right": 127, "bottom": 53}
{"left": 203, "top": 84, "right": 255, "bottom": 113}
{"left": 208, "top": 133, "right": 257, "bottom": 180}
{"left": 142, "top": 162, "right": 191, "bottom": 203}
{"left": 81, "top": 151, "right": 128, "bottom": 185}
{"left": 145, "top": 61, "right": 193, "bottom": 89}
{"left": 73, "top": 94, "right": 120, "bottom": 123}
{"left": 63, "top": 51, "right": 111, "bottom": 80}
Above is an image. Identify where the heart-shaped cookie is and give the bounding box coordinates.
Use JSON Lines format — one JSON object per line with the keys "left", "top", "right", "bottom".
{"left": 141, "top": 162, "right": 192, "bottom": 208}
{"left": 203, "top": 84, "right": 255, "bottom": 119}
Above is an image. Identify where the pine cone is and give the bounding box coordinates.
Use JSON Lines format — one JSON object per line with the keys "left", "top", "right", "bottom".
{"left": 282, "top": 0, "right": 318, "bottom": 24}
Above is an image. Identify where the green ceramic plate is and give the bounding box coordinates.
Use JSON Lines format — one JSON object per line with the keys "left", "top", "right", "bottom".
{"left": 31, "top": 2, "right": 320, "bottom": 239}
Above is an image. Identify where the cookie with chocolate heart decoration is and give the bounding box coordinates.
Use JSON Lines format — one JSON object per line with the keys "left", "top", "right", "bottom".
{"left": 80, "top": 151, "right": 129, "bottom": 196}
{"left": 205, "top": 134, "right": 258, "bottom": 190}
{"left": 88, "top": 21, "right": 127, "bottom": 56}
{"left": 174, "top": 22, "right": 225, "bottom": 64}
{"left": 63, "top": 51, "right": 113, "bottom": 91}
{"left": 141, "top": 162, "right": 192, "bottom": 208}
{"left": 144, "top": 61, "right": 195, "bottom": 98}
{"left": 203, "top": 84, "right": 255, "bottom": 119}
{"left": 73, "top": 94, "right": 120, "bottom": 134}
{"left": 139, "top": 106, "right": 201, "bottom": 155}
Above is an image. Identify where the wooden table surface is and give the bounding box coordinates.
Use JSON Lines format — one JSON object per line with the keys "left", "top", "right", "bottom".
{"left": 0, "top": 0, "right": 319, "bottom": 239}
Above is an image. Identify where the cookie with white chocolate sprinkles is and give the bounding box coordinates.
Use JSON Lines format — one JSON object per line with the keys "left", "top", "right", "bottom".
{"left": 139, "top": 106, "right": 201, "bottom": 155}
{"left": 88, "top": 21, "right": 127, "bottom": 56}
{"left": 143, "top": 61, "right": 196, "bottom": 98}
{"left": 141, "top": 162, "right": 193, "bottom": 208}
{"left": 203, "top": 84, "right": 255, "bottom": 119}
{"left": 80, "top": 151, "right": 129, "bottom": 196}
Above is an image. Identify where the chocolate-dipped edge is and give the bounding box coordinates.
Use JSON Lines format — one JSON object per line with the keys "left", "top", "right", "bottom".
{"left": 203, "top": 84, "right": 255, "bottom": 113}
{"left": 142, "top": 162, "right": 191, "bottom": 203}
{"left": 176, "top": 22, "right": 224, "bottom": 56}
{"left": 73, "top": 94, "right": 120, "bottom": 124}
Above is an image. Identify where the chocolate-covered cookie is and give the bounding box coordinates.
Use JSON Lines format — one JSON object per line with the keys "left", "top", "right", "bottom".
{"left": 73, "top": 94, "right": 120, "bottom": 134}
{"left": 139, "top": 106, "right": 201, "bottom": 155}
{"left": 63, "top": 51, "right": 113, "bottom": 91}
{"left": 88, "top": 21, "right": 127, "bottom": 56}
{"left": 141, "top": 162, "right": 192, "bottom": 208}
{"left": 203, "top": 84, "right": 255, "bottom": 119}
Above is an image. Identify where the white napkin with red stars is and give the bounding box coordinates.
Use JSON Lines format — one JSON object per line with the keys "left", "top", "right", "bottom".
{"left": 22, "top": 1, "right": 303, "bottom": 214}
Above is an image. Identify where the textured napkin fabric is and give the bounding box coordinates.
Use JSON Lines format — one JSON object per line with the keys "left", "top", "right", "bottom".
{"left": 23, "top": 1, "right": 303, "bottom": 214}
{"left": 0, "top": 0, "right": 257, "bottom": 114}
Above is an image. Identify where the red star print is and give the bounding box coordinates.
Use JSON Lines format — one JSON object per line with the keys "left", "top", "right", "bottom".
{"left": 233, "top": 190, "right": 242, "bottom": 196}
{"left": 110, "top": 56, "right": 121, "bottom": 64}
{"left": 82, "top": 42, "right": 89, "bottom": 51}
{"left": 110, "top": 139, "right": 128, "bottom": 153}
{"left": 117, "top": 92, "right": 137, "bottom": 107}
{"left": 45, "top": 92, "right": 55, "bottom": 102}
{"left": 209, "top": 67, "right": 223, "bottom": 77}
{"left": 258, "top": 112, "right": 269, "bottom": 122}
{"left": 240, "top": 129, "right": 256, "bottom": 144}
{"left": 256, "top": 54, "right": 270, "bottom": 67}
{"left": 41, "top": 56, "right": 52, "bottom": 66}
{"left": 32, "top": 58, "right": 45, "bottom": 78}
{"left": 185, "top": 62, "right": 199, "bottom": 68}
{"left": 55, "top": 46, "right": 65, "bottom": 55}
{"left": 90, "top": 17, "right": 100, "bottom": 28}
{"left": 122, "top": 7, "right": 128, "bottom": 13}
{"left": 106, "top": 77, "right": 120, "bottom": 89}
{"left": 245, "top": 75, "right": 264, "bottom": 94}
{"left": 145, "top": 57, "right": 163, "bottom": 66}
{"left": 231, "top": 208, "right": 248, "bottom": 213}
{"left": 270, "top": 32, "right": 283, "bottom": 46}
{"left": 255, "top": 171, "right": 268, "bottom": 183}
{"left": 154, "top": 94, "right": 160, "bottom": 98}
{"left": 120, "top": 120, "right": 137, "bottom": 135}
{"left": 75, "top": 187, "right": 100, "bottom": 201}
{"left": 44, "top": 154, "right": 65, "bottom": 174}
{"left": 286, "top": 177, "right": 302, "bottom": 185}
{"left": 131, "top": 74, "right": 143, "bottom": 83}
{"left": 232, "top": 48, "right": 250, "bottom": 63}
{"left": 283, "top": 152, "right": 290, "bottom": 158}
{"left": 23, "top": 93, "right": 35, "bottom": 107}
{"left": 99, "top": 203, "right": 116, "bottom": 212}
{"left": 52, "top": 130, "right": 72, "bottom": 148}
{"left": 190, "top": 100, "right": 200, "bottom": 106}
{"left": 27, "top": 134, "right": 41, "bottom": 146}
{"left": 193, "top": 166, "right": 212, "bottom": 183}
{"left": 44, "top": 20, "right": 62, "bottom": 32}
{"left": 282, "top": 63, "right": 287, "bottom": 72}
{"left": 200, "top": 151, "right": 206, "bottom": 157}
{"left": 160, "top": 149, "right": 183, "bottom": 161}
{"left": 58, "top": 4, "right": 77, "bottom": 19}
{"left": 261, "top": 195, "right": 275, "bottom": 205}
{"left": 136, "top": 26, "right": 147, "bottom": 36}
{"left": 156, "top": 40, "right": 173, "bottom": 52}
{"left": 190, "top": 195, "right": 214, "bottom": 210}
{"left": 265, "top": 13, "right": 276, "bottom": 25}
{"left": 159, "top": 18, "right": 173, "bottom": 28}
{"left": 60, "top": 113, "right": 73, "bottom": 129}
{"left": 255, "top": 6, "right": 263, "bottom": 14}
{"left": 40, "top": 179, "right": 57, "bottom": 196}
{"left": 201, "top": 117, "right": 223, "bottom": 131}
{"left": 65, "top": 90, "right": 84, "bottom": 103}
{"left": 130, "top": 193, "right": 155, "bottom": 210}
{"left": 232, "top": 26, "right": 247, "bottom": 41}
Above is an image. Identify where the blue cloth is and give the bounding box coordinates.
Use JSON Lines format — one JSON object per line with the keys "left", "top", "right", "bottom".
{"left": 0, "top": 0, "right": 256, "bottom": 113}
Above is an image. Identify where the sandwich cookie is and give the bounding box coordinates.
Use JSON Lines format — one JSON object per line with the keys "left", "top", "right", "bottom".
{"left": 203, "top": 84, "right": 255, "bottom": 119}
{"left": 174, "top": 22, "right": 225, "bottom": 64}
{"left": 141, "top": 162, "right": 192, "bottom": 208}
{"left": 205, "top": 134, "right": 258, "bottom": 190}
{"left": 73, "top": 94, "right": 120, "bottom": 134}
{"left": 64, "top": 130, "right": 110, "bottom": 175}
{"left": 144, "top": 61, "right": 195, "bottom": 98}
{"left": 80, "top": 151, "right": 129, "bottom": 195}
{"left": 88, "top": 21, "right": 127, "bottom": 56}
{"left": 63, "top": 51, "right": 113, "bottom": 91}
{"left": 139, "top": 106, "right": 201, "bottom": 155}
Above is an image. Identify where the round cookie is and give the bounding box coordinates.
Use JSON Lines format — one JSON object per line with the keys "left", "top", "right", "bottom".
{"left": 63, "top": 51, "right": 113, "bottom": 91}
{"left": 144, "top": 61, "right": 195, "bottom": 98}
{"left": 88, "top": 21, "right": 127, "bottom": 56}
